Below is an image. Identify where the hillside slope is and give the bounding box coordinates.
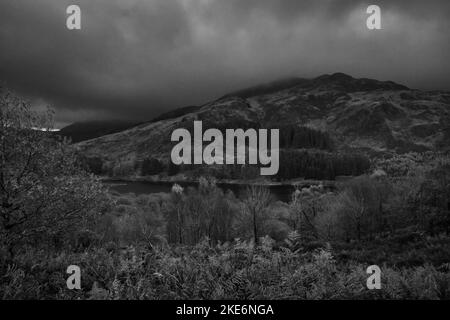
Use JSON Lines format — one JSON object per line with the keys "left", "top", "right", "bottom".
{"left": 59, "top": 120, "right": 139, "bottom": 143}
{"left": 76, "top": 73, "right": 450, "bottom": 165}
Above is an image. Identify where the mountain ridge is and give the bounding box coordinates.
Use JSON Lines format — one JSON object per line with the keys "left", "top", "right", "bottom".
{"left": 59, "top": 120, "right": 139, "bottom": 143}
{"left": 75, "top": 73, "right": 450, "bottom": 170}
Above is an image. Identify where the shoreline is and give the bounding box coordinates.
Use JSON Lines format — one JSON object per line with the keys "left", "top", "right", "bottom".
{"left": 99, "top": 175, "right": 338, "bottom": 189}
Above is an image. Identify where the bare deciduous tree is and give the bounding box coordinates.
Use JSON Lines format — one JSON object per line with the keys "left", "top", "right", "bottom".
{"left": 243, "top": 185, "right": 271, "bottom": 245}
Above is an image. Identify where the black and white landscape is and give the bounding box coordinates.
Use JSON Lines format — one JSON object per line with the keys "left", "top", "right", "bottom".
{"left": 1, "top": 0, "right": 450, "bottom": 300}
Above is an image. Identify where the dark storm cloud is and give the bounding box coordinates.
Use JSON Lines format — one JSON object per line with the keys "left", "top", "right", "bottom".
{"left": 1, "top": 0, "right": 449, "bottom": 127}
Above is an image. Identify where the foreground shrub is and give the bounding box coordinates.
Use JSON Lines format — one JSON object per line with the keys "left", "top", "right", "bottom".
{"left": 1, "top": 240, "right": 449, "bottom": 300}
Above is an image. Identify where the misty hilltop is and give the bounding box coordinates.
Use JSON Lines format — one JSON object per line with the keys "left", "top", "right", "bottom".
{"left": 76, "top": 73, "right": 450, "bottom": 167}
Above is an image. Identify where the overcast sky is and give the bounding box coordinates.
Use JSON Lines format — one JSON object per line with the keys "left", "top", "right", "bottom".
{"left": 1, "top": 0, "right": 449, "bottom": 127}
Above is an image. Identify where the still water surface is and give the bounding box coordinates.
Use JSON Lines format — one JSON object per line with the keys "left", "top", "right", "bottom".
{"left": 104, "top": 180, "right": 298, "bottom": 202}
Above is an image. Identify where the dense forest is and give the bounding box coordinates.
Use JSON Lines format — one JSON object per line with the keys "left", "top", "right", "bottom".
{"left": 81, "top": 150, "right": 371, "bottom": 181}
{"left": 80, "top": 124, "right": 370, "bottom": 181}
{"left": 278, "top": 124, "right": 334, "bottom": 150}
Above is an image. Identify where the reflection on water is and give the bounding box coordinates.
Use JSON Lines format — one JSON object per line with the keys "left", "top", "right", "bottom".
{"left": 104, "top": 180, "right": 297, "bottom": 202}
